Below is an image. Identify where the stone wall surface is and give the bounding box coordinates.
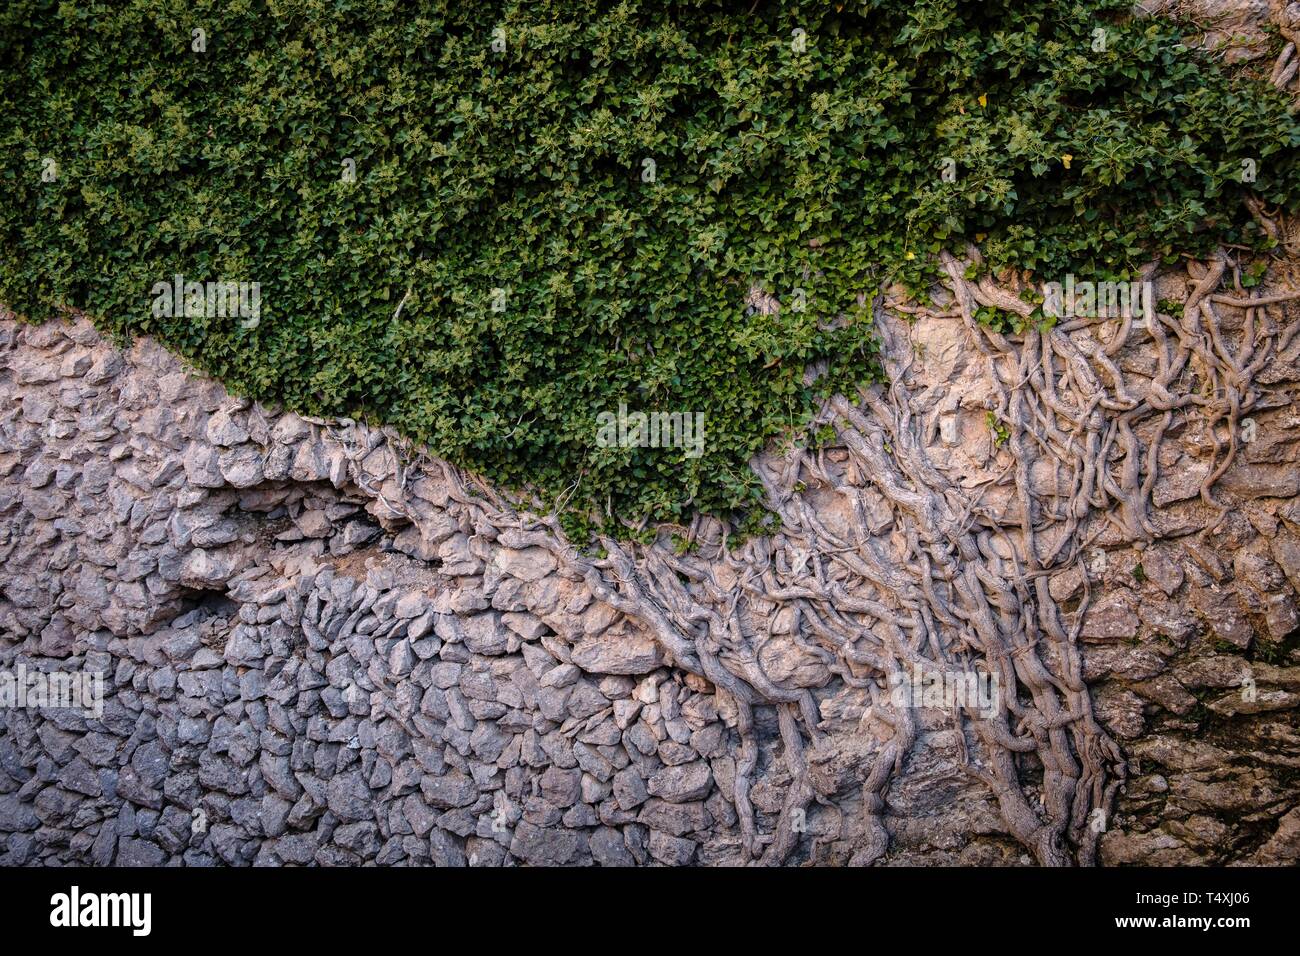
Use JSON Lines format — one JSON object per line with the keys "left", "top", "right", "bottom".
{"left": 1, "top": 309, "right": 1298, "bottom": 867}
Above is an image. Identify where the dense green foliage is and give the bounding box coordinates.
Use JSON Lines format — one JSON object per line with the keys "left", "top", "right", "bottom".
{"left": 3, "top": 0, "right": 1299, "bottom": 536}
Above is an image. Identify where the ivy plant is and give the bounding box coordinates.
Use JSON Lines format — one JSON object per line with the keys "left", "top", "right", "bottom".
{"left": 1, "top": 0, "right": 1297, "bottom": 538}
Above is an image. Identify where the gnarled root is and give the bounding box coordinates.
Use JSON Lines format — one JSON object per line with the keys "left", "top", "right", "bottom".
{"left": 395, "top": 247, "right": 1288, "bottom": 866}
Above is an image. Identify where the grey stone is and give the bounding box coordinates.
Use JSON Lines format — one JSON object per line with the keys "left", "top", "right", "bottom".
{"left": 539, "top": 767, "right": 582, "bottom": 808}
{"left": 462, "top": 613, "right": 510, "bottom": 655}
{"left": 420, "top": 772, "right": 477, "bottom": 809}
{"left": 326, "top": 771, "right": 374, "bottom": 822}
{"left": 509, "top": 820, "right": 588, "bottom": 866}
{"left": 613, "top": 767, "right": 649, "bottom": 811}
{"left": 648, "top": 830, "right": 697, "bottom": 866}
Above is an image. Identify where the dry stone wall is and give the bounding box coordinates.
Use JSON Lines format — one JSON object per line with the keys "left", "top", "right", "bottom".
{"left": 1, "top": 311, "right": 1298, "bottom": 866}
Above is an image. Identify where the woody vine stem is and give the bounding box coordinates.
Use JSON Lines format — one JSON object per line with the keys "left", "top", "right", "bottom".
{"left": 363, "top": 226, "right": 1300, "bottom": 865}
{"left": 311, "top": 12, "right": 1300, "bottom": 867}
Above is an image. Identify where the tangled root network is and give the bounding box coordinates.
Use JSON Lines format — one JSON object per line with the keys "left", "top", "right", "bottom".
{"left": 394, "top": 241, "right": 1300, "bottom": 866}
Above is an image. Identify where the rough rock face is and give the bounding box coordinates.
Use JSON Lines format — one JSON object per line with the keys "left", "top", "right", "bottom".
{"left": 1, "top": 312, "right": 1298, "bottom": 866}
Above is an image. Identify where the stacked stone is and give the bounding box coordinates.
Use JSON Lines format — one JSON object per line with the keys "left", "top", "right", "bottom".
{"left": 2, "top": 313, "right": 1299, "bottom": 866}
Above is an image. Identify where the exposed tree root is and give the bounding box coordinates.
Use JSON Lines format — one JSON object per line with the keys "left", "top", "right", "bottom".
{"left": 365, "top": 245, "right": 1291, "bottom": 866}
